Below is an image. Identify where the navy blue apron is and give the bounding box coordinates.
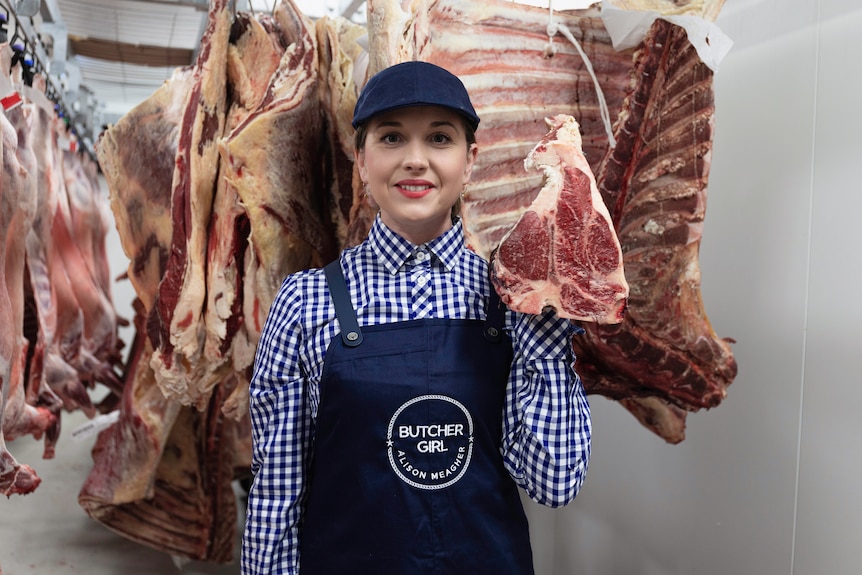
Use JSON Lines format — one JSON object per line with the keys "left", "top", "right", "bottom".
{"left": 298, "top": 260, "right": 534, "bottom": 574}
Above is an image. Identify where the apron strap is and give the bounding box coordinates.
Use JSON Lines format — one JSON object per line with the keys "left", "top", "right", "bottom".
{"left": 324, "top": 259, "right": 363, "bottom": 347}
{"left": 484, "top": 282, "right": 506, "bottom": 343}
{"left": 325, "top": 257, "right": 504, "bottom": 346}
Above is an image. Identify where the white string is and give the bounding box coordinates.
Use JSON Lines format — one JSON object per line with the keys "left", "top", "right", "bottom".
{"left": 546, "top": 2, "right": 617, "bottom": 148}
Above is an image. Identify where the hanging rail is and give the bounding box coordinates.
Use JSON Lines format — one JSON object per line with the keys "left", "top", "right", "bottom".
{"left": 0, "top": 0, "right": 98, "bottom": 158}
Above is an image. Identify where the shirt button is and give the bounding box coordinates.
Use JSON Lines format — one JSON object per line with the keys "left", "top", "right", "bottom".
{"left": 416, "top": 275, "right": 428, "bottom": 286}
{"left": 415, "top": 250, "right": 427, "bottom": 262}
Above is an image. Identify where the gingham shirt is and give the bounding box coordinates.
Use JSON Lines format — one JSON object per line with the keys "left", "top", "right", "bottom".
{"left": 241, "top": 215, "right": 591, "bottom": 575}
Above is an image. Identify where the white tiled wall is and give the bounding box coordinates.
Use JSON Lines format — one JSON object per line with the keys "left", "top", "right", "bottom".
{"left": 524, "top": 1, "right": 862, "bottom": 573}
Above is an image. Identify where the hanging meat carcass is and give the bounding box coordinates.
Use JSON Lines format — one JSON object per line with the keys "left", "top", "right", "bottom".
{"left": 576, "top": 17, "right": 738, "bottom": 442}
{"left": 80, "top": 1, "right": 326, "bottom": 561}
{"left": 1, "top": 45, "right": 45, "bottom": 496}
{"left": 205, "top": 9, "right": 288, "bottom": 416}
{"left": 148, "top": 0, "right": 232, "bottom": 410}
{"left": 363, "top": 0, "right": 736, "bottom": 442}
{"left": 315, "top": 14, "right": 368, "bottom": 249}
{"left": 80, "top": 0, "right": 241, "bottom": 562}
{"left": 2, "top": 34, "right": 122, "bottom": 495}
{"left": 219, "top": 0, "right": 337, "bottom": 358}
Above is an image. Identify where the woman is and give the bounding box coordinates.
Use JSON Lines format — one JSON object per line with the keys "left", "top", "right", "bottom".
{"left": 242, "top": 61, "right": 591, "bottom": 574}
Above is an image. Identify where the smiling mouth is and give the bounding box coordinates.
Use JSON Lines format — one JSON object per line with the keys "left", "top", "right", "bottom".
{"left": 398, "top": 184, "right": 433, "bottom": 198}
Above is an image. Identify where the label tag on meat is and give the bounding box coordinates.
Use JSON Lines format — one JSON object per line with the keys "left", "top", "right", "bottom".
{"left": 71, "top": 410, "right": 121, "bottom": 441}
{"left": 0, "top": 73, "right": 21, "bottom": 111}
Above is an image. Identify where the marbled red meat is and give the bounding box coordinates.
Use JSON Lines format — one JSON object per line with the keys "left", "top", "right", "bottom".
{"left": 492, "top": 114, "right": 628, "bottom": 323}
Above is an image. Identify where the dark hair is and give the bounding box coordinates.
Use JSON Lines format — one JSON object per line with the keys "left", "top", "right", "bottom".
{"left": 354, "top": 115, "right": 477, "bottom": 220}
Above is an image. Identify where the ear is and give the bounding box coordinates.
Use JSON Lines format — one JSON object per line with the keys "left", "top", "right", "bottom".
{"left": 355, "top": 147, "right": 368, "bottom": 183}
{"left": 463, "top": 143, "right": 478, "bottom": 185}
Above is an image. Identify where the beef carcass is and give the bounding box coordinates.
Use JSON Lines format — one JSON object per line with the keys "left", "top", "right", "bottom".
{"left": 3, "top": 70, "right": 64, "bottom": 454}
{"left": 492, "top": 114, "right": 628, "bottom": 323}
{"left": 79, "top": 299, "right": 239, "bottom": 563}
{"left": 97, "top": 67, "right": 192, "bottom": 316}
{"left": 80, "top": 1, "right": 239, "bottom": 559}
{"left": 23, "top": 78, "right": 96, "bottom": 421}
{"left": 220, "top": 0, "right": 337, "bottom": 354}
{"left": 149, "top": 0, "right": 231, "bottom": 409}
{"left": 204, "top": 11, "right": 285, "bottom": 404}
{"left": 364, "top": 0, "right": 736, "bottom": 441}
{"left": 54, "top": 144, "right": 122, "bottom": 394}
{"left": 315, "top": 14, "right": 368, "bottom": 249}
{"left": 575, "top": 18, "right": 737, "bottom": 442}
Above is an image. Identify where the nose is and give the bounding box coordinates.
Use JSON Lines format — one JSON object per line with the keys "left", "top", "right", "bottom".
{"left": 402, "top": 140, "right": 428, "bottom": 171}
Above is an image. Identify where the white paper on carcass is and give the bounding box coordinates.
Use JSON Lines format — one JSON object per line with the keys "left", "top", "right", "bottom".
{"left": 601, "top": 0, "right": 734, "bottom": 72}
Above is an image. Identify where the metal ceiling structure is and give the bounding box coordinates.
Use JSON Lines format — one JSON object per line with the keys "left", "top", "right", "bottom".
{"left": 52, "top": 0, "right": 367, "bottom": 124}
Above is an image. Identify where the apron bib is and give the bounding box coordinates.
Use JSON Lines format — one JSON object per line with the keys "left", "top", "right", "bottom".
{"left": 298, "top": 261, "right": 534, "bottom": 574}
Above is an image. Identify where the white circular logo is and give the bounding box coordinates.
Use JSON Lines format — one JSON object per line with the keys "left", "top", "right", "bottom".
{"left": 386, "top": 395, "right": 474, "bottom": 490}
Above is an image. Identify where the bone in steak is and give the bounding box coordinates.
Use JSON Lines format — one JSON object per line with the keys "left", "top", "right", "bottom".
{"left": 492, "top": 114, "right": 628, "bottom": 323}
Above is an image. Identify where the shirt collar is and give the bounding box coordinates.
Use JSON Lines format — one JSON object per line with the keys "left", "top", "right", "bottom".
{"left": 368, "top": 214, "right": 465, "bottom": 274}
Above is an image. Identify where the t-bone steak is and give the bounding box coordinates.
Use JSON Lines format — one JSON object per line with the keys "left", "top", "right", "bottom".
{"left": 492, "top": 114, "right": 628, "bottom": 323}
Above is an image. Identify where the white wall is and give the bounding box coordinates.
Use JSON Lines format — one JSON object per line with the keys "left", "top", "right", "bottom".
{"left": 521, "top": 0, "right": 862, "bottom": 573}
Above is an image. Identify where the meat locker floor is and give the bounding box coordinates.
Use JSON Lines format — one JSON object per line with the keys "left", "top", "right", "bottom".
{"left": 1, "top": 408, "right": 246, "bottom": 574}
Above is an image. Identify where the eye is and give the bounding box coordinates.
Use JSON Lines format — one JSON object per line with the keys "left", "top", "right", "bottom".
{"left": 430, "top": 132, "right": 453, "bottom": 144}
{"left": 381, "top": 132, "right": 402, "bottom": 144}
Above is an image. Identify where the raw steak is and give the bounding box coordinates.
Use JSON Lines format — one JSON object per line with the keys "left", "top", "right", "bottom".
{"left": 492, "top": 114, "right": 628, "bottom": 323}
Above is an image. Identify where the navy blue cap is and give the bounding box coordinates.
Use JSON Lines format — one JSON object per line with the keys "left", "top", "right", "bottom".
{"left": 352, "top": 61, "right": 480, "bottom": 131}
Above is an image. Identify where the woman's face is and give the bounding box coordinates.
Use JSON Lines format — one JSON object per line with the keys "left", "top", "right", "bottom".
{"left": 356, "top": 105, "right": 478, "bottom": 245}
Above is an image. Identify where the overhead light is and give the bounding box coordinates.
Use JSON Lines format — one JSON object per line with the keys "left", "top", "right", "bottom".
{"left": 14, "top": 0, "right": 41, "bottom": 18}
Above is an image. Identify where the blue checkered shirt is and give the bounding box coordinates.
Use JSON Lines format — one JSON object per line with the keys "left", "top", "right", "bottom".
{"left": 241, "top": 215, "right": 591, "bottom": 575}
